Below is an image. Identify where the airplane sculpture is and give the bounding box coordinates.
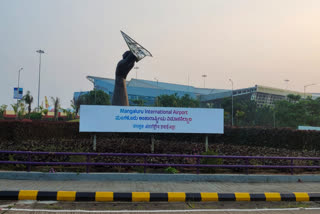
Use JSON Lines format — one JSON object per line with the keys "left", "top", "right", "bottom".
{"left": 121, "top": 31, "right": 152, "bottom": 62}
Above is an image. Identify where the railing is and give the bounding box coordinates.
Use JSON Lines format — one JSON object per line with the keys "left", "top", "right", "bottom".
{"left": 0, "top": 151, "right": 319, "bottom": 175}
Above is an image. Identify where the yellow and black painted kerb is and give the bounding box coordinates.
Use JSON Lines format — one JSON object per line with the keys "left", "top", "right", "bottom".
{"left": 0, "top": 191, "right": 319, "bottom": 202}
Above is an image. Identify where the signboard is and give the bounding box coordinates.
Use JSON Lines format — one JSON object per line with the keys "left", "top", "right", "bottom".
{"left": 298, "top": 126, "right": 320, "bottom": 131}
{"left": 80, "top": 105, "right": 224, "bottom": 134}
{"left": 13, "top": 87, "right": 23, "bottom": 99}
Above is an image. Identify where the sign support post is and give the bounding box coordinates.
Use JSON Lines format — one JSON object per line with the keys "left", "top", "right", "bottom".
{"left": 93, "top": 134, "right": 97, "bottom": 151}
{"left": 15, "top": 68, "right": 23, "bottom": 119}
{"left": 151, "top": 135, "right": 155, "bottom": 153}
{"left": 205, "top": 135, "right": 208, "bottom": 152}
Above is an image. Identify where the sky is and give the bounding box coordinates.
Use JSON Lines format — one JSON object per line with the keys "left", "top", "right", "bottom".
{"left": 1, "top": 0, "right": 320, "bottom": 109}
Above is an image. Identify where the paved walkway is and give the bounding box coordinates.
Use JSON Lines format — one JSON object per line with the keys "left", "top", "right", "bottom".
{"left": 1, "top": 180, "right": 320, "bottom": 192}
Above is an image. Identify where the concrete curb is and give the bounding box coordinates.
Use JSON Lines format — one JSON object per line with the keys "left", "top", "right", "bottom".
{"left": 0, "top": 190, "right": 318, "bottom": 202}
{"left": 1, "top": 172, "right": 320, "bottom": 183}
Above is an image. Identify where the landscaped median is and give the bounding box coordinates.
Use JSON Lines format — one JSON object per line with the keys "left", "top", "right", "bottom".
{"left": 0, "top": 191, "right": 317, "bottom": 202}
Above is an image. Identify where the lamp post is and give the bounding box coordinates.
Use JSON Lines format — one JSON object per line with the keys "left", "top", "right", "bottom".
{"left": 284, "top": 79, "right": 289, "bottom": 90}
{"left": 94, "top": 82, "right": 96, "bottom": 104}
{"left": 229, "top": 79, "right": 234, "bottom": 127}
{"left": 154, "top": 78, "right": 159, "bottom": 96}
{"left": 154, "top": 78, "right": 159, "bottom": 88}
{"left": 134, "top": 66, "right": 139, "bottom": 79}
{"left": 304, "top": 83, "right": 317, "bottom": 99}
{"left": 16, "top": 67, "right": 23, "bottom": 119}
{"left": 202, "top": 74, "right": 207, "bottom": 88}
{"left": 36, "top": 49, "right": 45, "bottom": 112}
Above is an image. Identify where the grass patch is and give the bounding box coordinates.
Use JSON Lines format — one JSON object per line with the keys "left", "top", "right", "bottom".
{"left": 278, "top": 202, "right": 310, "bottom": 208}
{"left": 67, "top": 119, "right": 79, "bottom": 122}
{"left": 44, "top": 204, "right": 63, "bottom": 210}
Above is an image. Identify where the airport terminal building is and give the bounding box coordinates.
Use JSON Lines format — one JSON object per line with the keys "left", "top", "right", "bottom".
{"left": 74, "top": 76, "right": 229, "bottom": 106}
{"left": 200, "top": 85, "right": 312, "bottom": 108}
{"left": 74, "top": 76, "right": 314, "bottom": 107}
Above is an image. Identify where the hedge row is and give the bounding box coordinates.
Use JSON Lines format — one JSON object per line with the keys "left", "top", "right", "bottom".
{"left": 1, "top": 121, "right": 320, "bottom": 153}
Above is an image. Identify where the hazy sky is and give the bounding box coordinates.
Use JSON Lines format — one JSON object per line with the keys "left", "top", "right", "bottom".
{"left": 1, "top": 0, "right": 320, "bottom": 109}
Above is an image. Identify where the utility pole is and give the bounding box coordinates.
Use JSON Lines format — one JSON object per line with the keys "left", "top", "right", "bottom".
{"left": 36, "top": 49, "right": 45, "bottom": 111}
{"left": 229, "top": 79, "right": 234, "bottom": 127}
{"left": 16, "top": 68, "right": 23, "bottom": 119}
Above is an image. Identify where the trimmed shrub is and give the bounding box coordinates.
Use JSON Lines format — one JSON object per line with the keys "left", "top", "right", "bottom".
{"left": 1, "top": 121, "right": 320, "bottom": 153}
{"left": 25, "top": 112, "right": 42, "bottom": 120}
{"left": 200, "top": 150, "right": 223, "bottom": 173}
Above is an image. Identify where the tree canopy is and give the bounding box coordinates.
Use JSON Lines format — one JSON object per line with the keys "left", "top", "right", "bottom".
{"left": 72, "top": 89, "right": 111, "bottom": 115}
{"left": 220, "top": 94, "right": 320, "bottom": 128}
{"left": 23, "top": 91, "right": 33, "bottom": 114}
{"left": 155, "top": 94, "right": 200, "bottom": 108}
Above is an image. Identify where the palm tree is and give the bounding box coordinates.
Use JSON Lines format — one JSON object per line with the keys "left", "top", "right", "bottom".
{"left": 19, "top": 102, "right": 26, "bottom": 115}
{"left": 0, "top": 105, "right": 7, "bottom": 118}
{"left": 23, "top": 91, "right": 33, "bottom": 114}
{"left": 11, "top": 104, "right": 18, "bottom": 115}
{"left": 71, "top": 96, "right": 84, "bottom": 116}
{"left": 51, "top": 97, "right": 60, "bottom": 120}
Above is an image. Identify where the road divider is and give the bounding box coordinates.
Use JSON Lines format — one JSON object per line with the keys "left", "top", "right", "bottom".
{"left": 0, "top": 191, "right": 319, "bottom": 202}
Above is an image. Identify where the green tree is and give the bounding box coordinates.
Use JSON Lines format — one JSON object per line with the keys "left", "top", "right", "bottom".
{"left": 302, "top": 98, "right": 320, "bottom": 126}
{"left": 274, "top": 97, "right": 320, "bottom": 128}
{"left": 287, "top": 94, "right": 301, "bottom": 103}
{"left": 131, "top": 99, "right": 145, "bottom": 106}
{"left": 72, "top": 90, "right": 110, "bottom": 115}
{"left": 82, "top": 89, "right": 110, "bottom": 105}
{"left": 42, "top": 109, "right": 48, "bottom": 116}
{"left": 235, "top": 110, "right": 245, "bottom": 126}
{"left": 155, "top": 93, "right": 199, "bottom": 108}
{"left": 71, "top": 98, "right": 81, "bottom": 116}
{"left": 179, "top": 94, "right": 200, "bottom": 108}
{"left": 217, "top": 94, "right": 320, "bottom": 128}
{"left": 221, "top": 97, "right": 258, "bottom": 126}
{"left": 51, "top": 97, "right": 61, "bottom": 120}
{"left": 22, "top": 91, "right": 34, "bottom": 114}
{"left": 155, "top": 94, "right": 179, "bottom": 107}
{"left": 19, "top": 102, "right": 26, "bottom": 116}
{"left": 0, "top": 105, "right": 7, "bottom": 119}
{"left": 11, "top": 104, "right": 18, "bottom": 115}
{"left": 255, "top": 106, "right": 274, "bottom": 127}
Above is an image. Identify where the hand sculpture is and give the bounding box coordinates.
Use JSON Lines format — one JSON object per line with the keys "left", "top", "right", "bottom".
{"left": 112, "top": 51, "right": 137, "bottom": 106}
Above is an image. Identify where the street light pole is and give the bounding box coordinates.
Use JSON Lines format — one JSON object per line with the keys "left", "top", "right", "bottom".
{"left": 36, "top": 49, "right": 45, "bottom": 111}
{"left": 16, "top": 67, "right": 23, "bottom": 119}
{"left": 304, "top": 83, "right": 317, "bottom": 99}
{"left": 154, "top": 78, "right": 159, "bottom": 95}
{"left": 284, "top": 79, "right": 289, "bottom": 90}
{"left": 134, "top": 66, "right": 139, "bottom": 79}
{"left": 202, "top": 74, "right": 207, "bottom": 88}
{"left": 229, "top": 79, "right": 234, "bottom": 127}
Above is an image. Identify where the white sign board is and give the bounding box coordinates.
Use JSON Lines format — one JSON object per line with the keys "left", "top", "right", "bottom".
{"left": 13, "top": 87, "right": 23, "bottom": 99}
{"left": 298, "top": 126, "right": 320, "bottom": 131}
{"left": 80, "top": 105, "right": 224, "bottom": 134}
